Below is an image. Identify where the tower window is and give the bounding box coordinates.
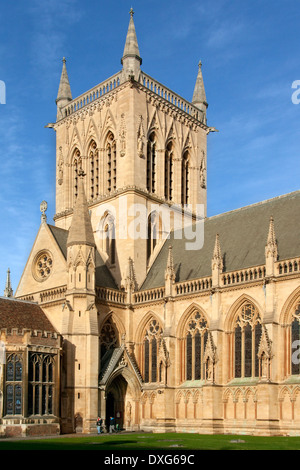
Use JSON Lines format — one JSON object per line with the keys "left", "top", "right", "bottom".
{"left": 181, "top": 151, "right": 189, "bottom": 206}
{"left": 147, "top": 132, "right": 156, "bottom": 193}
{"left": 106, "top": 132, "right": 116, "bottom": 193}
{"left": 164, "top": 141, "right": 174, "bottom": 201}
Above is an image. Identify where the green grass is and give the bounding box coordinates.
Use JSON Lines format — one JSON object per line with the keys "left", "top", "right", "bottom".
{"left": 0, "top": 432, "right": 300, "bottom": 450}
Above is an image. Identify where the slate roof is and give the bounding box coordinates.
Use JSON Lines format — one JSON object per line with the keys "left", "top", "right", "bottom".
{"left": 0, "top": 297, "right": 57, "bottom": 333}
{"left": 48, "top": 225, "right": 118, "bottom": 289}
{"left": 141, "top": 191, "right": 300, "bottom": 290}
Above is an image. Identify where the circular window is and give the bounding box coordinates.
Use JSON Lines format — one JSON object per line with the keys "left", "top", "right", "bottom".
{"left": 33, "top": 251, "right": 53, "bottom": 282}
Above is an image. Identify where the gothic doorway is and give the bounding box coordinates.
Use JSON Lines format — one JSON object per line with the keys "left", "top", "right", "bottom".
{"left": 106, "top": 374, "right": 128, "bottom": 430}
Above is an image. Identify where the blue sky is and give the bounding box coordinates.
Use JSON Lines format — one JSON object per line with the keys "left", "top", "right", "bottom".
{"left": 0, "top": 0, "right": 299, "bottom": 292}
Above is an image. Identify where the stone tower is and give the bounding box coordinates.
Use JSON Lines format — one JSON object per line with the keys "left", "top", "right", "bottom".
{"left": 51, "top": 10, "right": 209, "bottom": 289}
{"left": 61, "top": 169, "right": 98, "bottom": 433}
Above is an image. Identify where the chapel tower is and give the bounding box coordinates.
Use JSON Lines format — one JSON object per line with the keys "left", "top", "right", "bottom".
{"left": 51, "top": 9, "right": 209, "bottom": 288}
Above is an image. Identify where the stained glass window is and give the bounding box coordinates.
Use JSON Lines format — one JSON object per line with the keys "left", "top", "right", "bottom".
{"left": 184, "top": 310, "right": 208, "bottom": 381}
{"left": 233, "top": 303, "right": 262, "bottom": 379}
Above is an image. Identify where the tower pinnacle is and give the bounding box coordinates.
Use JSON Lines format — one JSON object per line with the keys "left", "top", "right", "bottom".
{"left": 192, "top": 60, "right": 208, "bottom": 124}
{"left": 4, "top": 268, "right": 13, "bottom": 298}
{"left": 67, "top": 171, "right": 95, "bottom": 249}
{"left": 121, "top": 9, "right": 142, "bottom": 80}
{"left": 56, "top": 57, "right": 72, "bottom": 121}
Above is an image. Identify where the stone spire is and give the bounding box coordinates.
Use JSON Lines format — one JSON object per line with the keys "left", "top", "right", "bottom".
{"left": 121, "top": 8, "right": 142, "bottom": 80}
{"left": 124, "top": 257, "right": 136, "bottom": 304}
{"left": 56, "top": 57, "right": 72, "bottom": 121}
{"left": 265, "top": 216, "right": 278, "bottom": 276}
{"left": 4, "top": 268, "right": 13, "bottom": 298}
{"left": 192, "top": 61, "right": 208, "bottom": 124}
{"left": 67, "top": 169, "right": 95, "bottom": 249}
{"left": 165, "top": 245, "right": 175, "bottom": 297}
{"left": 211, "top": 234, "right": 223, "bottom": 287}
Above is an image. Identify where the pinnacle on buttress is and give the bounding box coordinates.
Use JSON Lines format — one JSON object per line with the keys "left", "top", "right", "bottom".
{"left": 192, "top": 61, "right": 208, "bottom": 124}
{"left": 67, "top": 169, "right": 95, "bottom": 249}
{"left": 212, "top": 234, "right": 223, "bottom": 271}
{"left": 265, "top": 216, "right": 278, "bottom": 260}
{"left": 56, "top": 57, "right": 72, "bottom": 120}
{"left": 4, "top": 268, "right": 13, "bottom": 298}
{"left": 165, "top": 245, "right": 175, "bottom": 281}
{"left": 121, "top": 8, "right": 142, "bottom": 80}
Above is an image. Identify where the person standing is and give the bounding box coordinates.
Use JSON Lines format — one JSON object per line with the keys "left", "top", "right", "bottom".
{"left": 97, "top": 417, "right": 103, "bottom": 434}
{"left": 109, "top": 416, "right": 115, "bottom": 433}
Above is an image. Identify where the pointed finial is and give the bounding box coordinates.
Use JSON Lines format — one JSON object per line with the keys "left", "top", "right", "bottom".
{"left": 67, "top": 170, "right": 95, "bottom": 248}
{"left": 56, "top": 56, "right": 72, "bottom": 120}
{"left": 121, "top": 8, "right": 142, "bottom": 80}
{"left": 165, "top": 245, "right": 175, "bottom": 281}
{"left": 192, "top": 60, "right": 208, "bottom": 123}
{"left": 4, "top": 268, "right": 13, "bottom": 298}
{"left": 267, "top": 216, "right": 276, "bottom": 245}
{"left": 40, "top": 200, "right": 48, "bottom": 224}
{"left": 212, "top": 233, "right": 223, "bottom": 270}
{"left": 266, "top": 216, "right": 278, "bottom": 259}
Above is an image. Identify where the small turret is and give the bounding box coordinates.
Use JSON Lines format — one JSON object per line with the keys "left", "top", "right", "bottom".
{"left": 4, "top": 268, "right": 13, "bottom": 298}
{"left": 67, "top": 169, "right": 95, "bottom": 250}
{"left": 265, "top": 216, "right": 278, "bottom": 276}
{"left": 211, "top": 234, "right": 223, "bottom": 287}
{"left": 56, "top": 57, "right": 72, "bottom": 121}
{"left": 121, "top": 9, "right": 142, "bottom": 81}
{"left": 165, "top": 245, "right": 176, "bottom": 297}
{"left": 192, "top": 61, "right": 208, "bottom": 124}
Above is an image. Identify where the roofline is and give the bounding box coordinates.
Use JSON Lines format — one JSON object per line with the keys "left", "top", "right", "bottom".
{"left": 208, "top": 190, "right": 300, "bottom": 222}
{"left": 0, "top": 296, "right": 38, "bottom": 305}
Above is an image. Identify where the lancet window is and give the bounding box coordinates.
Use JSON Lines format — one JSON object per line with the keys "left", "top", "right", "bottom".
{"left": 183, "top": 310, "right": 208, "bottom": 381}
{"left": 106, "top": 132, "right": 116, "bottom": 193}
{"left": 5, "top": 353, "right": 23, "bottom": 415}
{"left": 72, "top": 148, "right": 81, "bottom": 201}
{"left": 143, "top": 319, "right": 163, "bottom": 383}
{"left": 164, "top": 140, "right": 174, "bottom": 201}
{"left": 102, "top": 213, "right": 116, "bottom": 265}
{"left": 99, "top": 317, "right": 119, "bottom": 360}
{"left": 28, "top": 353, "right": 55, "bottom": 416}
{"left": 233, "top": 303, "right": 262, "bottom": 378}
{"left": 181, "top": 150, "right": 190, "bottom": 206}
{"left": 147, "top": 132, "right": 156, "bottom": 193}
{"left": 88, "top": 140, "right": 99, "bottom": 200}
{"left": 147, "top": 212, "right": 159, "bottom": 263}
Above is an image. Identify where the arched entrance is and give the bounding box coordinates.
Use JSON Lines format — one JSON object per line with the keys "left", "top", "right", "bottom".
{"left": 106, "top": 374, "right": 128, "bottom": 430}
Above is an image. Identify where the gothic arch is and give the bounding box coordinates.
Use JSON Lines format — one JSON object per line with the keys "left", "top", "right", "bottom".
{"left": 280, "top": 286, "right": 300, "bottom": 325}
{"left": 98, "top": 211, "right": 116, "bottom": 264}
{"left": 176, "top": 303, "right": 208, "bottom": 339}
{"left": 224, "top": 294, "right": 263, "bottom": 332}
{"left": 100, "top": 109, "right": 117, "bottom": 147}
{"left": 182, "top": 131, "right": 196, "bottom": 166}
{"left": 98, "top": 311, "right": 126, "bottom": 343}
{"left": 68, "top": 127, "right": 82, "bottom": 156}
{"left": 105, "top": 364, "right": 141, "bottom": 402}
{"left": 147, "top": 109, "right": 164, "bottom": 149}
{"left": 134, "top": 311, "right": 164, "bottom": 345}
{"left": 84, "top": 118, "right": 99, "bottom": 152}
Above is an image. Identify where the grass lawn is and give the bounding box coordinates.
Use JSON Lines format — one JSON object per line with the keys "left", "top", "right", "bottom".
{"left": 0, "top": 432, "right": 300, "bottom": 450}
